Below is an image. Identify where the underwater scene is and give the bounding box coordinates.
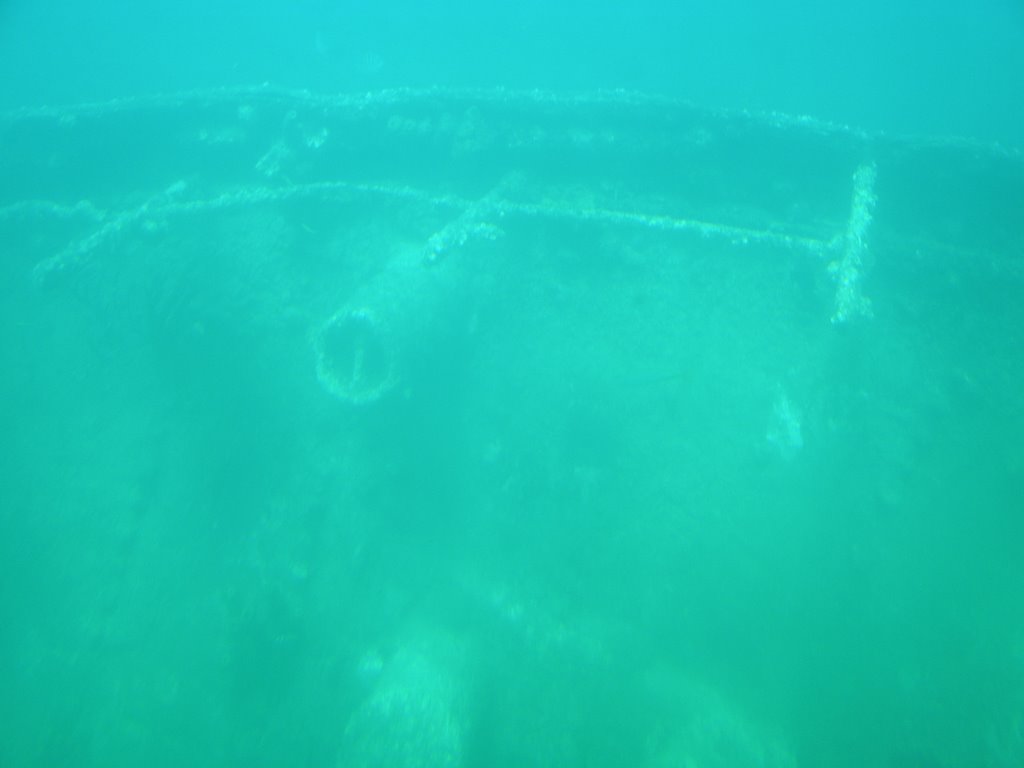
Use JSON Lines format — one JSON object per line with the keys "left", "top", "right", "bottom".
{"left": 1, "top": 3, "right": 1023, "bottom": 768}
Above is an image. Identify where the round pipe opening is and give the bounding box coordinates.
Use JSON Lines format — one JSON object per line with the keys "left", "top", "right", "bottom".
{"left": 314, "top": 307, "right": 397, "bottom": 405}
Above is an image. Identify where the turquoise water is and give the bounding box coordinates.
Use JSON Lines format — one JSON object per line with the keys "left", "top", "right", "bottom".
{"left": 1, "top": 4, "right": 1023, "bottom": 768}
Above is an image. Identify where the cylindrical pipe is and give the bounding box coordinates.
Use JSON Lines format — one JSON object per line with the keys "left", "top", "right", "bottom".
{"left": 313, "top": 184, "right": 505, "bottom": 405}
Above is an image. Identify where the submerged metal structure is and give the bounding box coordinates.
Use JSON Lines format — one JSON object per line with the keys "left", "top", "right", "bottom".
{"left": 2, "top": 85, "right": 1021, "bottom": 403}
{"left": 3, "top": 87, "right": 1023, "bottom": 768}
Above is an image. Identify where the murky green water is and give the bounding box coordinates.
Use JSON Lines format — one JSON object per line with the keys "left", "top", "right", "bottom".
{"left": 1, "top": 10, "right": 1023, "bottom": 767}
